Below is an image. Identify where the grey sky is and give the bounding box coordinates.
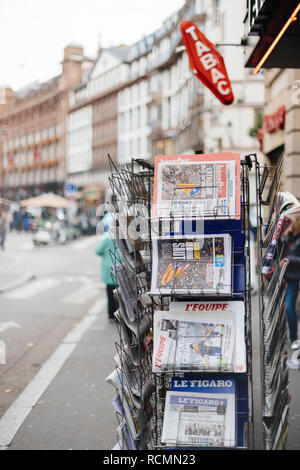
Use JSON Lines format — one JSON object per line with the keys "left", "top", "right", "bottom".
{"left": 0, "top": 0, "right": 185, "bottom": 91}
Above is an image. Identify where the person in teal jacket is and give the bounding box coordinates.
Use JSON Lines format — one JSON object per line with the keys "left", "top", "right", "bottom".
{"left": 95, "top": 213, "right": 118, "bottom": 319}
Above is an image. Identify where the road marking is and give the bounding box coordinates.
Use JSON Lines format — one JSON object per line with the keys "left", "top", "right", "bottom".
{"left": 61, "top": 283, "right": 102, "bottom": 305}
{"left": 0, "top": 297, "right": 107, "bottom": 449}
{"left": 0, "top": 322, "right": 22, "bottom": 333}
{"left": 87, "top": 297, "right": 107, "bottom": 315}
{"left": 2, "top": 278, "right": 59, "bottom": 299}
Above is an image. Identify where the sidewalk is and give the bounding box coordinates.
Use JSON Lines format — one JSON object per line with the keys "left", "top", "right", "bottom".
{"left": 0, "top": 297, "right": 118, "bottom": 450}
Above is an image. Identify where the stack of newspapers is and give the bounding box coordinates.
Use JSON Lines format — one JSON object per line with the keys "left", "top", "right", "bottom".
{"left": 105, "top": 166, "right": 155, "bottom": 450}
{"left": 151, "top": 154, "right": 247, "bottom": 449}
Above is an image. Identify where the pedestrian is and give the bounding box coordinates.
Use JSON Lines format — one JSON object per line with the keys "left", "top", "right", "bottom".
{"left": 23, "top": 212, "right": 30, "bottom": 232}
{"left": 95, "top": 213, "right": 119, "bottom": 320}
{"left": 0, "top": 210, "right": 7, "bottom": 250}
{"left": 281, "top": 216, "right": 300, "bottom": 350}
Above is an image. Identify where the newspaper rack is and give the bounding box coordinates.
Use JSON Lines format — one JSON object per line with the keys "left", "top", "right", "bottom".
{"left": 105, "top": 152, "right": 290, "bottom": 450}
{"left": 248, "top": 148, "right": 293, "bottom": 450}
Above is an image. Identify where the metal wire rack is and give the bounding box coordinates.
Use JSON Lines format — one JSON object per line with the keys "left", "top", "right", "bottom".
{"left": 247, "top": 148, "right": 291, "bottom": 450}
{"left": 106, "top": 153, "right": 261, "bottom": 450}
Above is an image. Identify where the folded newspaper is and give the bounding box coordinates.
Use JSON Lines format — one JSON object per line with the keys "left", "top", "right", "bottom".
{"left": 106, "top": 367, "right": 142, "bottom": 439}
{"left": 151, "top": 234, "right": 232, "bottom": 295}
{"left": 152, "top": 301, "right": 246, "bottom": 373}
{"left": 263, "top": 191, "right": 300, "bottom": 247}
{"left": 114, "top": 346, "right": 155, "bottom": 400}
{"left": 153, "top": 153, "right": 241, "bottom": 219}
{"left": 161, "top": 377, "right": 236, "bottom": 448}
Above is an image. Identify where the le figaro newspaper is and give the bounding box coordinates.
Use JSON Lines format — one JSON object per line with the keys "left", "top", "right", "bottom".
{"left": 161, "top": 377, "right": 236, "bottom": 448}
{"left": 152, "top": 301, "right": 246, "bottom": 373}
{"left": 153, "top": 153, "right": 241, "bottom": 219}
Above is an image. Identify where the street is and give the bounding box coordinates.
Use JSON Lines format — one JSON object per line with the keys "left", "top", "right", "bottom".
{"left": 0, "top": 231, "right": 300, "bottom": 451}
{"left": 0, "top": 231, "right": 118, "bottom": 450}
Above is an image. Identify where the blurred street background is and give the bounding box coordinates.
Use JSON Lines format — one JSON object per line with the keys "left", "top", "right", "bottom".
{"left": 1, "top": 0, "right": 300, "bottom": 452}
{"left": 0, "top": 230, "right": 118, "bottom": 450}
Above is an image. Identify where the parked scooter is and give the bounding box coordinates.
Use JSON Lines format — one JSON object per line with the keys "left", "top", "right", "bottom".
{"left": 32, "top": 221, "right": 60, "bottom": 246}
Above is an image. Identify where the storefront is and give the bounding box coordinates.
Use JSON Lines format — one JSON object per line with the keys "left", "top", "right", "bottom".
{"left": 244, "top": 0, "right": 300, "bottom": 200}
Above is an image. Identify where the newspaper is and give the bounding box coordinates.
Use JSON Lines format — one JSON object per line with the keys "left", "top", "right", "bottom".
{"left": 161, "top": 383, "right": 236, "bottom": 447}
{"left": 112, "top": 264, "right": 138, "bottom": 322}
{"left": 264, "top": 261, "right": 288, "bottom": 321}
{"left": 151, "top": 234, "right": 232, "bottom": 295}
{"left": 261, "top": 214, "right": 292, "bottom": 275}
{"left": 116, "top": 417, "right": 138, "bottom": 450}
{"left": 170, "top": 301, "right": 246, "bottom": 373}
{"left": 153, "top": 153, "right": 240, "bottom": 220}
{"left": 263, "top": 191, "right": 300, "bottom": 246}
{"left": 114, "top": 310, "right": 152, "bottom": 366}
{"left": 114, "top": 346, "right": 155, "bottom": 400}
{"left": 152, "top": 303, "right": 246, "bottom": 373}
{"left": 112, "top": 265, "right": 148, "bottom": 323}
{"left": 105, "top": 368, "right": 142, "bottom": 439}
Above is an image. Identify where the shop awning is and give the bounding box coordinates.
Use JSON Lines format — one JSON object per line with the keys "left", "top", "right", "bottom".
{"left": 20, "top": 193, "right": 69, "bottom": 208}
{"left": 245, "top": 0, "right": 300, "bottom": 69}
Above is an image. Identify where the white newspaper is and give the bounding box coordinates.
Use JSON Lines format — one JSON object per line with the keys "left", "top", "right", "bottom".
{"left": 153, "top": 154, "right": 241, "bottom": 219}
{"left": 161, "top": 390, "right": 236, "bottom": 447}
{"left": 151, "top": 234, "right": 232, "bottom": 295}
{"left": 105, "top": 368, "right": 142, "bottom": 439}
{"left": 152, "top": 308, "right": 238, "bottom": 373}
{"left": 169, "top": 300, "right": 246, "bottom": 373}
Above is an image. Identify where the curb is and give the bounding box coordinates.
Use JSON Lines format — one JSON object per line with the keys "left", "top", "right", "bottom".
{"left": 0, "top": 273, "right": 36, "bottom": 294}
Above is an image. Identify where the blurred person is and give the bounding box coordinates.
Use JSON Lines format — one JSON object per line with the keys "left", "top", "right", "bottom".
{"left": 0, "top": 211, "right": 8, "bottom": 250}
{"left": 23, "top": 212, "right": 30, "bottom": 232}
{"left": 281, "top": 216, "right": 300, "bottom": 350}
{"left": 15, "top": 211, "right": 23, "bottom": 231}
{"left": 95, "top": 212, "right": 119, "bottom": 320}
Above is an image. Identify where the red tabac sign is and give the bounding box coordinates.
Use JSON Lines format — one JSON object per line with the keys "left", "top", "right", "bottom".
{"left": 180, "top": 20, "right": 234, "bottom": 105}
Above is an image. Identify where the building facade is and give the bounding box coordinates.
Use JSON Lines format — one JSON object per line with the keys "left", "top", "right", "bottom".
{"left": 0, "top": 0, "right": 266, "bottom": 205}
{"left": 0, "top": 44, "right": 92, "bottom": 200}
{"left": 66, "top": 0, "right": 208, "bottom": 198}
{"left": 244, "top": 0, "right": 300, "bottom": 200}
{"left": 67, "top": 0, "right": 264, "bottom": 203}
{"left": 67, "top": 46, "right": 130, "bottom": 202}
{"left": 201, "top": 0, "right": 264, "bottom": 158}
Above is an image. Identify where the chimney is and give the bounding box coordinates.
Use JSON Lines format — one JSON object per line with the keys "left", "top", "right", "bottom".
{"left": 59, "top": 44, "right": 84, "bottom": 91}
{"left": 0, "top": 87, "right": 15, "bottom": 110}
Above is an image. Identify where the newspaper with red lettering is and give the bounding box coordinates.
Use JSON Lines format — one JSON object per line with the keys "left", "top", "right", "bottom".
{"left": 152, "top": 301, "right": 246, "bottom": 373}
{"left": 150, "top": 234, "right": 232, "bottom": 295}
{"left": 153, "top": 153, "right": 240, "bottom": 219}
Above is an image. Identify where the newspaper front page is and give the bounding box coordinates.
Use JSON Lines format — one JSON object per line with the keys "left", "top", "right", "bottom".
{"left": 169, "top": 301, "right": 246, "bottom": 373}
{"left": 151, "top": 234, "right": 232, "bottom": 295}
{"left": 161, "top": 387, "right": 236, "bottom": 447}
{"left": 152, "top": 310, "right": 235, "bottom": 372}
{"left": 153, "top": 154, "right": 240, "bottom": 220}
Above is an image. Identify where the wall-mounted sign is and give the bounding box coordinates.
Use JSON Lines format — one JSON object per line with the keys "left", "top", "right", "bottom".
{"left": 264, "top": 106, "right": 286, "bottom": 133}
{"left": 180, "top": 20, "right": 234, "bottom": 105}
